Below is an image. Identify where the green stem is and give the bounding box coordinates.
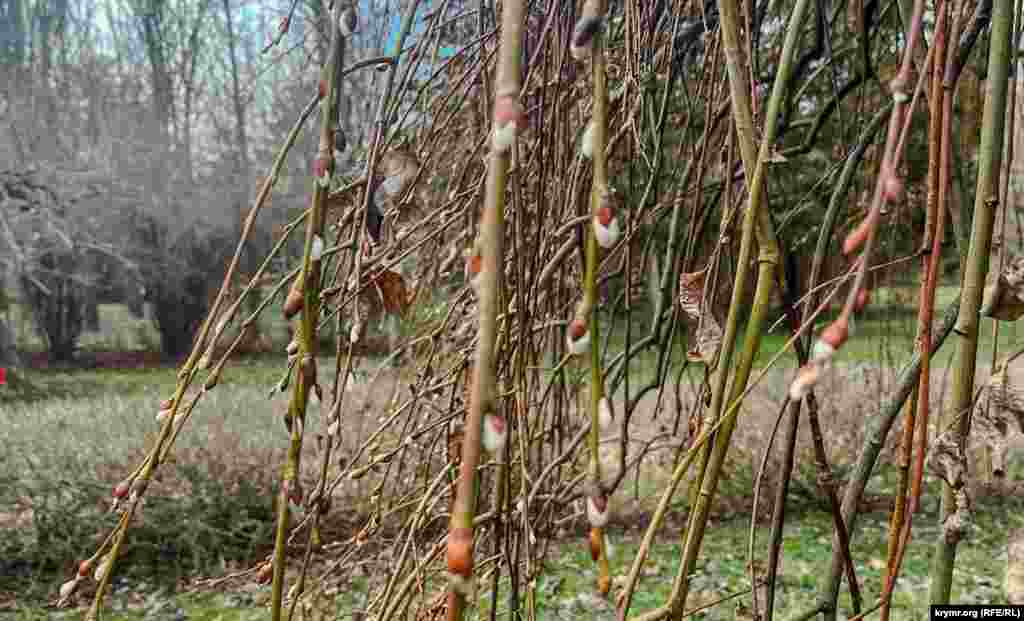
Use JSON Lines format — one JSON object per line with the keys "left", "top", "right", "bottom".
{"left": 446, "top": 1, "right": 523, "bottom": 618}
{"left": 929, "top": 0, "right": 1013, "bottom": 601}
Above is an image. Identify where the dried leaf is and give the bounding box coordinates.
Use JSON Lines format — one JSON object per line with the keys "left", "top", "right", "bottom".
{"left": 678, "top": 270, "right": 721, "bottom": 364}
{"left": 982, "top": 254, "right": 1024, "bottom": 321}
{"left": 928, "top": 422, "right": 967, "bottom": 489}
{"left": 677, "top": 270, "right": 707, "bottom": 320}
{"left": 371, "top": 270, "right": 410, "bottom": 316}
{"left": 696, "top": 318, "right": 722, "bottom": 364}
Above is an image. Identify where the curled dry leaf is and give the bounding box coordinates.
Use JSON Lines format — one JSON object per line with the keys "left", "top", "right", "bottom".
{"left": 370, "top": 269, "right": 411, "bottom": 316}
{"left": 973, "top": 357, "right": 1024, "bottom": 476}
{"left": 928, "top": 422, "right": 968, "bottom": 489}
{"left": 982, "top": 254, "right": 1024, "bottom": 321}
{"left": 678, "top": 270, "right": 722, "bottom": 364}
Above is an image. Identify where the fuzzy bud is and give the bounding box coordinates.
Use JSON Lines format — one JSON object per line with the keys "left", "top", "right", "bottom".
{"left": 255, "top": 561, "right": 273, "bottom": 584}
{"left": 890, "top": 77, "right": 910, "bottom": 103}
{"left": 284, "top": 480, "right": 304, "bottom": 509}
{"left": 492, "top": 94, "right": 526, "bottom": 153}
{"left": 311, "top": 235, "right": 325, "bottom": 261}
{"left": 156, "top": 407, "right": 173, "bottom": 425}
{"left": 818, "top": 319, "right": 849, "bottom": 355}
{"left": 598, "top": 397, "right": 614, "bottom": 431}
{"left": 882, "top": 173, "right": 904, "bottom": 204}
{"left": 789, "top": 363, "right": 822, "bottom": 400}
{"left": 278, "top": 16, "right": 289, "bottom": 34}
{"left": 59, "top": 578, "right": 78, "bottom": 600}
{"left": 465, "top": 250, "right": 483, "bottom": 294}
{"left": 593, "top": 210, "right": 620, "bottom": 249}
{"left": 571, "top": 15, "right": 604, "bottom": 60}
{"left": 349, "top": 320, "right": 362, "bottom": 344}
{"left": 327, "top": 417, "right": 340, "bottom": 437}
{"left": 313, "top": 157, "right": 331, "bottom": 188}
{"left": 581, "top": 120, "right": 596, "bottom": 159}
{"left": 567, "top": 318, "right": 591, "bottom": 355}
{"left": 129, "top": 477, "right": 149, "bottom": 501}
{"left": 94, "top": 557, "right": 110, "bottom": 582}
{"left": 447, "top": 527, "right": 474, "bottom": 577}
{"left": 112, "top": 480, "right": 131, "bottom": 500}
{"left": 587, "top": 494, "right": 610, "bottom": 528}
{"left": 482, "top": 413, "right": 507, "bottom": 454}
{"left": 286, "top": 339, "right": 299, "bottom": 356}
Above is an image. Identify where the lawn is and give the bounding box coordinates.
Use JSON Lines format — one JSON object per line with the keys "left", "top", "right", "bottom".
{"left": 2, "top": 286, "right": 1024, "bottom": 619}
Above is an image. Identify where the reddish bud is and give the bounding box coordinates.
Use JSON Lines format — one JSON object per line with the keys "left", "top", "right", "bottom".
{"left": 589, "top": 528, "right": 602, "bottom": 562}
{"left": 279, "top": 16, "right": 290, "bottom": 33}
{"left": 446, "top": 527, "right": 474, "bottom": 577}
{"left": 77, "top": 560, "right": 92, "bottom": 578}
{"left": 569, "top": 318, "right": 587, "bottom": 340}
{"left": 596, "top": 205, "right": 614, "bottom": 227}
{"left": 820, "top": 318, "right": 849, "bottom": 350}
{"left": 318, "top": 79, "right": 327, "bottom": 100}
{"left": 160, "top": 398, "right": 173, "bottom": 410}
{"left": 854, "top": 288, "right": 871, "bottom": 312}
{"left": 255, "top": 561, "right": 273, "bottom": 584}
{"left": 283, "top": 479, "right": 304, "bottom": 508}
{"left": 494, "top": 95, "right": 527, "bottom": 132}
{"left": 466, "top": 253, "right": 482, "bottom": 276}
{"left": 313, "top": 157, "right": 329, "bottom": 179}
{"left": 112, "top": 480, "right": 130, "bottom": 499}
{"left": 587, "top": 495, "right": 610, "bottom": 528}
{"left": 482, "top": 414, "right": 507, "bottom": 453}
{"left": 882, "top": 174, "right": 904, "bottom": 204}
{"left": 842, "top": 217, "right": 872, "bottom": 256}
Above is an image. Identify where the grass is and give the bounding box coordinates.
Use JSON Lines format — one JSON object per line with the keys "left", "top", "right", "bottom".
{"left": 2, "top": 291, "right": 1024, "bottom": 619}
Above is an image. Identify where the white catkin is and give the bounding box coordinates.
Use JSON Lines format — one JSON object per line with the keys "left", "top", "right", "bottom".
{"left": 593, "top": 215, "right": 620, "bottom": 249}
{"left": 568, "top": 329, "right": 591, "bottom": 356}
